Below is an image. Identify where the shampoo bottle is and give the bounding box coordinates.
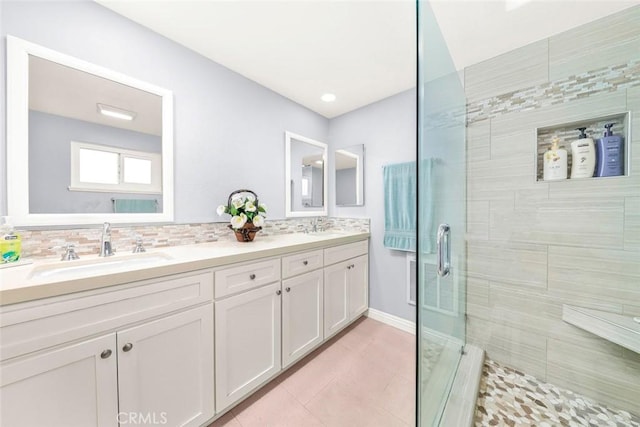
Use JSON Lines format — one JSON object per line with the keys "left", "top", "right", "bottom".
{"left": 543, "top": 136, "right": 567, "bottom": 181}
{"left": 0, "top": 217, "right": 21, "bottom": 263}
{"left": 594, "top": 123, "right": 624, "bottom": 177}
{"left": 570, "top": 127, "right": 596, "bottom": 179}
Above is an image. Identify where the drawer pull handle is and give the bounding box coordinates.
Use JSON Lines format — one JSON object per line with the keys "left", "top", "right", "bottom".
{"left": 249, "top": 274, "right": 256, "bottom": 280}
{"left": 122, "top": 343, "right": 134, "bottom": 352}
{"left": 100, "top": 349, "right": 112, "bottom": 359}
{"left": 303, "top": 260, "right": 308, "bottom": 266}
{"left": 276, "top": 290, "right": 282, "bottom": 295}
{"left": 285, "top": 287, "right": 291, "bottom": 292}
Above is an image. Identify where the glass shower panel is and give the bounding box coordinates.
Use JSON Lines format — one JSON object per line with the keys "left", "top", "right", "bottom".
{"left": 417, "top": 1, "right": 467, "bottom": 425}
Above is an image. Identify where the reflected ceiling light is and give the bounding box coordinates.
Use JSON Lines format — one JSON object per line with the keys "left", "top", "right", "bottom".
{"left": 320, "top": 93, "right": 336, "bottom": 103}
{"left": 315, "top": 160, "right": 324, "bottom": 165}
{"left": 97, "top": 103, "right": 136, "bottom": 121}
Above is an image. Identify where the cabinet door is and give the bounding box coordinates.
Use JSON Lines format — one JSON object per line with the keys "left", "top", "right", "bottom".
{"left": 0, "top": 334, "right": 118, "bottom": 427}
{"left": 282, "top": 270, "right": 323, "bottom": 368}
{"left": 348, "top": 255, "right": 369, "bottom": 320}
{"left": 117, "top": 304, "right": 214, "bottom": 427}
{"left": 215, "top": 282, "right": 282, "bottom": 412}
{"left": 324, "top": 261, "right": 349, "bottom": 339}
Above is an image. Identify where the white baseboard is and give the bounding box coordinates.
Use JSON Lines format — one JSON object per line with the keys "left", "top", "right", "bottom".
{"left": 365, "top": 308, "right": 416, "bottom": 335}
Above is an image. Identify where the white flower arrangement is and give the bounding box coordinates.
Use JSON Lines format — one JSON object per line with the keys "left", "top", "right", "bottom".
{"left": 217, "top": 194, "right": 267, "bottom": 229}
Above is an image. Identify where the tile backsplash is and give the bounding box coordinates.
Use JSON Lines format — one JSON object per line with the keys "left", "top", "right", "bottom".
{"left": 17, "top": 217, "right": 370, "bottom": 259}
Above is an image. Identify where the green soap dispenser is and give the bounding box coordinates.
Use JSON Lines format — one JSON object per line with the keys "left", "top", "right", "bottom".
{"left": 0, "top": 216, "right": 21, "bottom": 263}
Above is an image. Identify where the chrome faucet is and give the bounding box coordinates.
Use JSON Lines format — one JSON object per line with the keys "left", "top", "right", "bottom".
{"left": 99, "top": 222, "right": 114, "bottom": 257}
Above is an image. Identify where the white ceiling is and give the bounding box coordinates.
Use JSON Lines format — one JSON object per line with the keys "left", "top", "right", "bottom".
{"left": 96, "top": 0, "right": 639, "bottom": 119}
{"left": 30, "top": 56, "right": 162, "bottom": 135}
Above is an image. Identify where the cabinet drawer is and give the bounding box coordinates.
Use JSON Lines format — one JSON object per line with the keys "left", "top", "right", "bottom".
{"left": 0, "top": 270, "right": 213, "bottom": 361}
{"left": 282, "top": 249, "right": 323, "bottom": 279}
{"left": 324, "top": 240, "right": 368, "bottom": 266}
{"left": 214, "top": 258, "right": 281, "bottom": 298}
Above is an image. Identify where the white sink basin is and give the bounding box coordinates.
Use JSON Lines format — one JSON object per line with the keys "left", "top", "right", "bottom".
{"left": 29, "top": 252, "right": 173, "bottom": 280}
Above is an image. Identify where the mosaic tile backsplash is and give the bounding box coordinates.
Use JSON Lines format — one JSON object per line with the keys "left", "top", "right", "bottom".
{"left": 16, "top": 217, "right": 370, "bottom": 259}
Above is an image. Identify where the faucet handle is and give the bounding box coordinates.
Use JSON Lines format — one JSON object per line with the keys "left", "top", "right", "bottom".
{"left": 49, "top": 244, "right": 80, "bottom": 261}
{"left": 132, "top": 236, "right": 146, "bottom": 253}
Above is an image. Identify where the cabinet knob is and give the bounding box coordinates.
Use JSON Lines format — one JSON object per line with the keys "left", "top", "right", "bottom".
{"left": 100, "top": 349, "right": 112, "bottom": 359}
{"left": 122, "top": 343, "right": 134, "bottom": 352}
{"left": 303, "top": 260, "right": 308, "bottom": 266}
{"left": 249, "top": 274, "right": 256, "bottom": 280}
{"left": 347, "top": 265, "right": 352, "bottom": 270}
{"left": 285, "top": 287, "right": 291, "bottom": 292}
{"left": 276, "top": 289, "right": 282, "bottom": 295}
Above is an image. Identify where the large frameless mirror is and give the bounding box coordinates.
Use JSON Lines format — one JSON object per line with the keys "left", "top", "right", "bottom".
{"left": 285, "top": 131, "right": 328, "bottom": 217}
{"left": 335, "top": 144, "right": 364, "bottom": 206}
{"left": 6, "top": 35, "right": 174, "bottom": 226}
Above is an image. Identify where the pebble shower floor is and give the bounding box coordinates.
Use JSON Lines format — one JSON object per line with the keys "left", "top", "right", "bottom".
{"left": 474, "top": 359, "right": 640, "bottom": 427}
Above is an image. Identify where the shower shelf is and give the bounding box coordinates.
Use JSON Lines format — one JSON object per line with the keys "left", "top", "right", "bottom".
{"left": 562, "top": 304, "right": 640, "bottom": 354}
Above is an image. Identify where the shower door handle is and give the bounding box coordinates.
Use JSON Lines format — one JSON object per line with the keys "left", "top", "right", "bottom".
{"left": 436, "top": 223, "right": 451, "bottom": 278}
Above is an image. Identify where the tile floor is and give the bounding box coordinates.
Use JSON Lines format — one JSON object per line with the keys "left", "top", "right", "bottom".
{"left": 475, "top": 359, "right": 640, "bottom": 427}
{"left": 208, "top": 317, "right": 416, "bottom": 427}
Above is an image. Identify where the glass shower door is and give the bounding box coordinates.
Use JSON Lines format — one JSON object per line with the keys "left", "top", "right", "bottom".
{"left": 417, "top": 1, "right": 467, "bottom": 425}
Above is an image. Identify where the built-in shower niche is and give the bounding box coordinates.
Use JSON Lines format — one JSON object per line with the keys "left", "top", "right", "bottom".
{"left": 535, "top": 111, "right": 631, "bottom": 182}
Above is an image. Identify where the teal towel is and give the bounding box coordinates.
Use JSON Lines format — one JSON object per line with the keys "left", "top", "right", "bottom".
{"left": 383, "top": 162, "right": 417, "bottom": 251}
{"left": 113, "top": 199, "right": 157, "bottom": 213}
{"left": 383, "top": 160, "right": 434, "bottom": 252}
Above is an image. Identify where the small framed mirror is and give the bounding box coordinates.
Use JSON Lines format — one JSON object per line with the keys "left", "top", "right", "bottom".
{"left": 6, "top": 35, "right": 174, "bottom": 226}
{"left": 285, "top": 131, "right": 328, "bottom": 217}
{"left": 335, "top": 144, "right": 364, "bottom": 206}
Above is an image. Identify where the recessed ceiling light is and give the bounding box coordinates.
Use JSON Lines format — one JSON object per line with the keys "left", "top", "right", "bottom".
{"left": 97, "top": 103, "right": 136, "bottom": 121}
{"left": 321, "top": 93, "right": 336, "bottom": 103}
{"left": 505, "top": 0, "right": 532, "bottom": 11}
{"left": 315, "top": 160, "right": 324, "bottom": 165}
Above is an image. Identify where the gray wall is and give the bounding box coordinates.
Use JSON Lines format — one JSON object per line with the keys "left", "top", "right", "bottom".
{"left": 329, "top": 89, "right": 417, "bottom": 322}
{"left": 29, "top": 111, "right": 162, "bottom": 214}
{"left": 0, "top": 0, "right": 328, "bottom": 221}
{"left": 336, "top": 168, "right": 357, "bottom": 205}
{"left": 465, "top": 7, "right": 640, "bottom": 414}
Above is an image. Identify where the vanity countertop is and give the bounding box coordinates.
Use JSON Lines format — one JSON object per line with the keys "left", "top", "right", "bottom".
{"left": 0, "top": 231, "right": 369, "bottom": 306}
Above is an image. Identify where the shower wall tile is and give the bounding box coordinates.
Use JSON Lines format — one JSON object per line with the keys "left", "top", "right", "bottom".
{"left": 465, "top": 40, "right": 549, "bottom": 102}
{"left": 467, "top": 240, "right": 547, "bottom": 288}
{"left": 467, "top": 155, "right": 535, "bottom": 201}
{"left": 464, "top": 7, "right": 640, "bottom": 414}
{"left": 489, "top": 129, "right": 533, "bottom": 160}
{"left": 548, "top": 7, "right": 640, "bottom": 82}
{"left": 548, "top": 176, "right": 640, "bottom": 199}
{"left": 466, "top": 201, "right": 489, "bottom": 240}
{"left": 466, "top": 277, "right": 490, "bottom": 321}
{"left": 466, "top": 316, "right": 548, "bottom": 380}
{"left": 546, "top": 339, "right": 640, "bottom": 412}
{"left": 489, "top": 198, "right": 625, "bottom": 248}
{"left": 547, "top": 246, "right": 640, "bottom": 303}
{"left": 466, "top": 119, "right": 491, "bottom": 162}
{"left": 624, "top": 197, "right": 640, "bottom": 251}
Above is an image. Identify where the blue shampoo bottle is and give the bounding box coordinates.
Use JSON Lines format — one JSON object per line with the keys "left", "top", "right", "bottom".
{"left": 594, "top": 123, "right": 624, "bottom": 177}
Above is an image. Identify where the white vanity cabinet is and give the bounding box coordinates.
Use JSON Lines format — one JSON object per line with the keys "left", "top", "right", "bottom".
{"left": 0, "top": 271, "right": 215, "bottom": 427}
{"left": 0, "top": 334, "right": 119, "bottom": 427}
{"left": 214, "top": 281, "right": 282, "bottom": 413}
{"left": 282, "top": 269, "right": 324, "bottom": 368}
{"left": 323, "top": 241, "right": 369, "bottom": 339}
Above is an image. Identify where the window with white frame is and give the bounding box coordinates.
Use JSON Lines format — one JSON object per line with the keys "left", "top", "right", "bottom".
{"left": 70, "top": 141, "right": 161, "bottom": 194}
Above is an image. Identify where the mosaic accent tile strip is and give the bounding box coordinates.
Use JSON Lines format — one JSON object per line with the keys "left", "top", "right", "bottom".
{"left": 15, "top": 217, "right": 370, "bottom": 259}
{"left": 467, "top": 59, "right": 640, "bottom": 126}
{"left": 475, "top": 359, "right": 640, "bottom": 427}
